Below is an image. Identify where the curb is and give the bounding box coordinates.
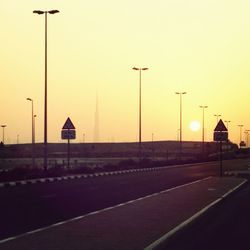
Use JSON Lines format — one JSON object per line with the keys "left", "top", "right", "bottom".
{"left": 0, "top": 162, "right": 216, "bottom": 188}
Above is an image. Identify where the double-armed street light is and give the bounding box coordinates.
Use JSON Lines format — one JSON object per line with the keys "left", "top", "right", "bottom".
{"left": 224, "top": 120, "right": 231, "bottom": 151}
{"left": 238, "top": 124, "right": 244, "bottom": 148}
{"left": 1, "top": 125, "right": 7, "bottom": 144}
{"left": 175, "top": 92, "right": 187, "bottom": 161}
{"left": 214, "top": 114, "right": 221, "bottom": 124}
{"left": 33, "top": 9, "right": 60, "bottom": 170}
{"left": 199, "top": 105, "right": 208, "bottom": 156}
{"left": 224, "top": 120, "right": 231, "bottom": 130}
{"left": 245, "top": 130, "right": 250, "bottom": 147}
{"left": 132, "top": 67, "right": 148, "bottom": 162}
{"left": 238, "top": 124, "right": 244, "bottom": 143}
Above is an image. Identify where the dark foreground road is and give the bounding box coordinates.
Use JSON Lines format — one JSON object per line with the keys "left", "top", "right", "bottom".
{"left": 0, "top": 162, "right": 218, "bottom": 240}
{"left": 157, "top": 177, "right": 250, "bottom": 250}
{"left": 0, "top": 159, "right": 249, "bottom": 246}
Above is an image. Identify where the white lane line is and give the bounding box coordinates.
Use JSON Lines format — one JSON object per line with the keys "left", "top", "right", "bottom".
{"left": 0, "top": 176, "right": 211, "bottom": 245}
{"left": 0, "top": 237, "right": 16, "bottom": 244}
{"left": 144, "top": 178, "right": 248, "bottom": 250}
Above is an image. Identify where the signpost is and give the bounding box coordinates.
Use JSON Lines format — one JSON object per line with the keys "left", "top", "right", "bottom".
{"left": 213, "top": 119, "right": 228, "bottom": 177}
{"left": 61, "top": 117, "right": 76, "bottom": 169}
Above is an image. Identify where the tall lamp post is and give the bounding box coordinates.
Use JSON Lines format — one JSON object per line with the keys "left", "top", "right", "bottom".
{"left": 175, "top": 92, "right": 186, "bottom": 161}
{"left": 132, "top": 67, "right": 148, "bottom": 163}
{"left": 238, "top": 124, "right": 244, "bottom": 148}
{"left": 27, "top": 98, "right": 35, "bottom": 168}
{"left": 199, "top": 105, "right": 208, "bottom": 157}
{"left": 224, "top": 120, "right": 231, "bottom": 130}
{"left": 1, "top": 125, "right": 6, "bottom": 144}
{"left": 214, "top": 114, "right": 221, "bottom": 124}
{"left": 34, "top": 115, "right": 37, "bottom": 143}
{"left": 33, "top": 9, "right": 60, "bottom": 170}
{"left": 224, "top": 120, "right": 231, "bottom": 151}
{"left": 245, "top": 130, "right": 250, "bottom": 147}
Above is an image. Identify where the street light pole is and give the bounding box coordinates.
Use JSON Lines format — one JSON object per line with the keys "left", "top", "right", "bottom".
{"left": 214, "top": 114, "right": 221, "bottom": 124}
{"left": 224, "top": 120, "right": 231, "bottom": 152}
{"left": 175, "top": 92, "right": 186, "bottom": 161}
{"left": 199, "top": 105, "right": 208, "bottom": 157}
{"left": 34, "top": 115, "right": 37, "bottom": 143}
{"left": 132, "top": 67, "right": 148, "bottom": 164}
{"left": 33, "top": 9, "right": 59, "bottom": 170}
{"left": 151, "top": 132, "right": 154, "bottom": 160}
{"left": 27, "top": 98, "right": 35, "bottom": 168}
{"left": 238, "top": 124, "right": 244, "bottom": 148}
{"left": 245, "top": 130, "right": 250, "bottom": 147}
{"left": 224, "top": 120, "right": 231, "bottom": 130}
{"left": 1, "top": 125, "right": 6, "bottom": 144}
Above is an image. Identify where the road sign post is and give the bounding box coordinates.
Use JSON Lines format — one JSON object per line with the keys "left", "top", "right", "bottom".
{"left": 67, "top": 130, "right": 70, "bottom": 170}
{"left": 61, "top": 117, "right": 76, "bottom": 169}
{"left": 213, "top": 119, "right": 228, "bottom": 177}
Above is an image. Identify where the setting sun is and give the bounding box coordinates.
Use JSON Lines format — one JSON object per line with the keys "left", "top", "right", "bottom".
{"left": 189, "top": 121, "right": 201, "bottom": 132}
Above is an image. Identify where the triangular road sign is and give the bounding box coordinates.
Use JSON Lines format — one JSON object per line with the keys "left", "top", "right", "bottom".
{"left": 214, "top": 119, "right": 228, "bottom": 132}
{"left": 62, "top": 117, "right": 75, "bottom": 130}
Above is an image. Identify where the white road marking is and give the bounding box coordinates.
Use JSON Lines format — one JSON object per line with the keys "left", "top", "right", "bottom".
{"left": 144, "top": 179, "right": 248, "bottom": 250}
{"left": 0, "top": 176, "right": 212, "bottom": 245}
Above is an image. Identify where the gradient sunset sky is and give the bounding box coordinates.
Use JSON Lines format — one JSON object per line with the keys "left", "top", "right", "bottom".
{"left": 1, "top": 0, "right": 250, "bottom": 145}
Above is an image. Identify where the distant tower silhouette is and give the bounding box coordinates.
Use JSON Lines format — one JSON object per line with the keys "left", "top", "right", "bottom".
{"left": 93, "top": 93, "right": 100, "bottom": 142}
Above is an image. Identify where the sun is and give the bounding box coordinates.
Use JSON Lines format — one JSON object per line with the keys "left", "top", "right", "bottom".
{"left": 189, "top": 121, "right": 201, "bottom": 132}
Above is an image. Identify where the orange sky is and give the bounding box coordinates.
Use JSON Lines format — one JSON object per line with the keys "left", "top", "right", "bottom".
{"left": 1, "top": 0, "right": 250, "bottom": 145}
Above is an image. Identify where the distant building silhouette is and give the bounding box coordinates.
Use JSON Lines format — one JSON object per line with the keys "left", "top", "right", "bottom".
{"left": 93, "top": 93, "right": 100, "bottom": 142}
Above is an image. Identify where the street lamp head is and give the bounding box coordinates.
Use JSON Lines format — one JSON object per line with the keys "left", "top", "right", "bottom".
{"left": 48, "top": 10, "right": 60, "bottom": 14}
{"left": 199, "top": 105, "right": 208, "bottom": 109}
{"left": 33, "top": 10, "right": 45, "bottom": 15}
{"left": 132, "top": 67, "right": 139, "bottom": 70}
{"left": 132, "top": 67, "right": 148, "bottom": 71}
{"left": 1, "top": 125, "right": 6, "bottom": 128}
{"left": 26, "top": 98, "right": 32, "bottom": 101}
{"left": 33, "top": 10, "right": 59, "bottom": 15}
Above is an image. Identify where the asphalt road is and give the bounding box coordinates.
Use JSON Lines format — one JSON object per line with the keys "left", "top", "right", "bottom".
{"left": 0, "top": 162, "right": 221, "bottom": 240}
{"left": 156, "top": 177, "right": 250, "bottom": 250}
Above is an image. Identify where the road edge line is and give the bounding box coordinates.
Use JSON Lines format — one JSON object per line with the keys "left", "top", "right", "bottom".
{"left": 144, "top": 178, "right": 248, "bottom": 250}
{"left": 0, "top": 177, "right": 211, "bottom": 244}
